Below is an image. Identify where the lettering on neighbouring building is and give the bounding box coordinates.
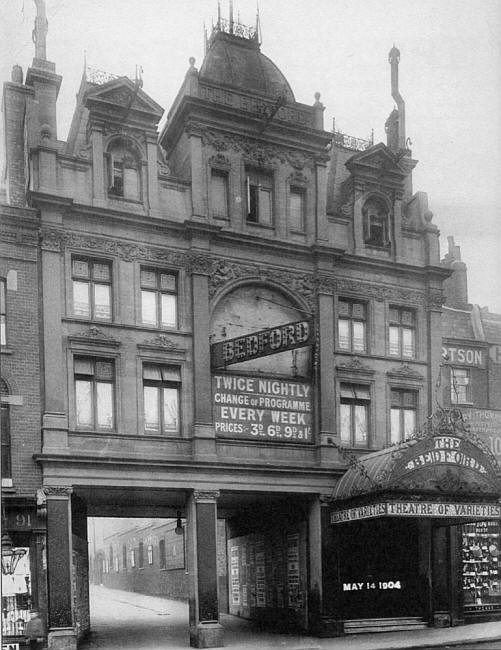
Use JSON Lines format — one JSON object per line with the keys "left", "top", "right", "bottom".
{"left": 461, "top": 409, "right": 501, "bottom": 462}
{"left": 211, "top": 320, "right": 314, "bottom": 367}
{"left": 330, "top": 502, "right": 501, "bottom": 524}
{"left": 213, "top": 374, "right": 312, "bottom": 442}
{"left": 442, "top": 345, "right": 485, "bottom": 367}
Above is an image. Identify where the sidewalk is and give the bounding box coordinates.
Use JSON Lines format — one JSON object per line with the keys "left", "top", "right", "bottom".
{"left": 83, "top": 585, "right": 501, "bottom": 650}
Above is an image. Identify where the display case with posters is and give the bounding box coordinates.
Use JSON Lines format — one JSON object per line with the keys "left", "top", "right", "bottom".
{"left": 462, "top": 521, "right": 501, "bottom": 616}
{"left": 1, "top": 549, "right": 31, "bottom": 638}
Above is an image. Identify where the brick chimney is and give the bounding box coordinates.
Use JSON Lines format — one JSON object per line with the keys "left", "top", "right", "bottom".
{"left": 442, "top": 236, "right": 468, "bottom": 309}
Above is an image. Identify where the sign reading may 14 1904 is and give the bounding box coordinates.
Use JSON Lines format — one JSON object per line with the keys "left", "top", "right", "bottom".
{"left": 213, "top": 374, "right": 312, "bottom": 442}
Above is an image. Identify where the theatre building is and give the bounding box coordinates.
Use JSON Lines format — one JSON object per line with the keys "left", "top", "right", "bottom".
{"left": 2, "top": 3, "right": 501, "bottom": 648}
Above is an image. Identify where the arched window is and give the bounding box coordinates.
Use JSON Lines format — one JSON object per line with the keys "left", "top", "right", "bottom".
{"left": 1, "top": 378, "right": 11, "bottom": 482}
{"left": 362, "top": 197, "right": 390, "bottom": 248}
{"left": 107, "top": 139, "right": 141, "bottom": 200}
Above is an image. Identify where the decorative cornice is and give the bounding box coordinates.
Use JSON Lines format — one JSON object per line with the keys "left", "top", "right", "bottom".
{"left": 387, "top": 363, "right": 424, "bottom": 380}
{"left": 336, "top": 356, "right": 375, "bottom": 375}
{"left": 68, "top": 326, "right": 121, "bottom": 347}
{"left": 336, "top": 277, "right": 424, "bottom": 305}
{"left": 42, "top": 486, "right": 73, "bottom": 497}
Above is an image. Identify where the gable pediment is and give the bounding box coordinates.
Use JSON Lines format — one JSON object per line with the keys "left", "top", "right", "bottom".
{"left": 85, "top": 77, "right": 164, "bottom": 124}
{"left": 345, "top": 142, "right": 417, "bottom": 181}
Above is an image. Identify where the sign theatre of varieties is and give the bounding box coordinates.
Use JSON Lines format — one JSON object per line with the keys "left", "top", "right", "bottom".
{"left": 213, "top": 374, "right": 312, "bottom": 441}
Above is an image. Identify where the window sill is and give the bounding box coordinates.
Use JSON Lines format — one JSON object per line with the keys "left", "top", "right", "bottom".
{"left": 364, "top": 242, "right": 391, "bottom": 250}
{"left": 108, "top": 194, "right": 144, "bottom": 206}
{"left": 0, "top": 347, "right": 13, "bottom": 355}
{"left": 246, "top": 221, "right": 275, "bottom": 230}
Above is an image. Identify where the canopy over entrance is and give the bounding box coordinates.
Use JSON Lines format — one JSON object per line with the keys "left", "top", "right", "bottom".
{"left": 331, "top": 409, "right": 501, "bottom": 524}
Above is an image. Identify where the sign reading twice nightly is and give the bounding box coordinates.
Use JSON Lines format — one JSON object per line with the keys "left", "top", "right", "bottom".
{"left": 331, "top": 501, "right": 501, "bottom": 524}
{"left": 213, "top": 374, "right": 312, "bottom": 442}
{"left": 211, "top": 320, "right": 314, "bottom": 368}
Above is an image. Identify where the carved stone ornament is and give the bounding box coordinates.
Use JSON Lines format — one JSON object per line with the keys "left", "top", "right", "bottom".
{"left": 42, "top": 486, "right": 73, "bottom": 497}
{"left": 103, "top": 124, "right": 146, "bottom": 149}
{"left": 208, "top": 153, "right": 231, "bottom": 169}
{"left": 426, "top": 289, "right": 445, "bottom": 310}
{"left": 336, "top": 356, "right": 375, "bottom": 374}
{"left": 336, "top": 277, "right": 424, "bottom": 305}
{"left": 387, "top": 363, "right": 424, "bottom": 380}
{"left": 316, "top": 273, "right": 335, "bottom": 294}
{"left": 39, "top": 228, "right": 187, "bottom": 266}
{"left": 69, "top": 326, "right": 121, "bottom": 347}
{"left": 77, "top": 143, "right": 92, "bottom": 160}
{"left": 193, "top": 490, "right": 220, "bottom": 502}
{"left": 187, "top": 253, "right": 213, "bottom": 275}
{"left": 139, "top": 335, "right": 184, "bottom": 352}
{"left": 201, "top": 128, "right": 315, "bottom": 170}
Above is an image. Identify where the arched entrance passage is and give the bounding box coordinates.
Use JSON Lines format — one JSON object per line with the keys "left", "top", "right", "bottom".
{"left": 328, "top": 410, "right": 501, "bottom": 633}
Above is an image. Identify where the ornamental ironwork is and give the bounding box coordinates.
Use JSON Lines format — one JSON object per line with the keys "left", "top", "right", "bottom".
{"left": 333, "top": 131, "right": 372, "bottom": 152}
{"left": 86, "top": 66, "right": 119, "bottom": 85}
{"left": 209, "top": 18, "right": 258, "bottom": 46}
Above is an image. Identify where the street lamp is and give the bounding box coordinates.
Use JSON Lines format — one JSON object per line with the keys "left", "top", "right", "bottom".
{"left": 1, "top": 532, "right": 26, "bottom": 575}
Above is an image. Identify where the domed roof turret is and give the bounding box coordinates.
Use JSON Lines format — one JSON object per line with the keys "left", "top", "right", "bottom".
{"left": 199, "top": 26, "right": 295, "bottom": 102}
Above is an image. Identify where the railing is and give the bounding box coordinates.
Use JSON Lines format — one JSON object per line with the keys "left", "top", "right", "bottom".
{"left": 209, "top": 18, "right": 258, "bottom": 46}
{"left": 333, "top": 131, "right": 373, "bottom": 152}
{"left": 86, "top": 66, "right": 119, "bottom": 85}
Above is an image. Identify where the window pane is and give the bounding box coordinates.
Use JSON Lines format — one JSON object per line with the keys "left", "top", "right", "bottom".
{"left": 340, "top": 384, "right": 355, "bottom": 399}
{"left": 95, "top": 361, "right": 114, "bottom": 381}
{"left": 123, "top": 167, "right": 139, "bottom": 200}
{"left": 340, "top": 403, "right": 351, "bottom": 444}
{"left": 143, "top": 366, "right": 162, "bottom": 381}
{"left": 94, "top": 284, "right": 111, "bottom": 320}
{"left": 390, "top": 390, "right": 402, "bottom": 407}
{"left": 289, "top": 192, "right": 304, "bottom": 231}
{"left": 402, "top": 327, "right": 414, "bottom": 358}
{"left": 160, "top": 273, "right": 176, "bottom": 292}
{"left": 403, "top": 409, "right": 416, "bottom": 439}
{"left": 0, "top": 316, "right": 5, "bottom": 346}
{"left": 74, "top": 358, "right": 93, "bottom": 376}
{"left": 161, "top": 366, "right": 181, "bottom": 382}
{"left": 338, "top": 319, "right": 350, "bottom": 350}
{"left": 389, "top": 307, "right": 399, "bottom": 323}
{"left": 211, "top": 173, "right": 228, "bottom": 217}
{"left": 352, "top": 303, "right": 365, "bottom": 319}
{"left": 75, "top": 380, "right": 92, "bottom": 427}
{"left": 73, "top": 281, "right": 90, "bottom": 317}
{"left": 390, "top": 408, "right": 401, "bottom": 444}
{"left": 352, "top": 321, "right": 366, "bottom": 352}
{"left": 259, "top": 188, "right": 272, "bottom": 225}
{"left": 144, "top": 386, "right": 160, "bottom": 431}
{"left": 162, "top": 387, "right": 179, "bottom": 433}
{"left": 354, "top": 385, "right": 370, "bottom": 400}
{"left": 96, "top": 382, "right": 114, "bottom": 429}
{"left": 93, "top": 263, "right": 111, "bottom": 282}
{"left": 389, "top": 326, "right": 400, "bottom": 355}
{"left": 160, "top": 293, "right": 177, "bottom": 328}
{"left": 401, "top": 310, "right": 414, "bottom": 326}
{"left": 338, "top": 300, "right": 350, "bottom": 316}
{"left": 141, "top": 270, "right": 157, "bottom": 288}
{"left": 72, "top": 259, "right": 89, "bottom": 278}
{"left": 0, "top": 280, "right": 5, "bottom": 312}
{"left": 354, "top": 405, "right": 367, "bottom": 445}
{"left": 141, "top": 290, "right": 157, "bottom": 325}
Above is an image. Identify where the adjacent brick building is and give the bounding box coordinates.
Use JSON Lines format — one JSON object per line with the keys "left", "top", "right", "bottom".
{"left": 2, "top": 3, "right": 501, "bottom": 649}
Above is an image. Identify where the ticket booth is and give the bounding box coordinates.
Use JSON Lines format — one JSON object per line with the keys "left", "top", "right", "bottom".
{"left": 328, "top": 410, "right": 501, "bottom": 634}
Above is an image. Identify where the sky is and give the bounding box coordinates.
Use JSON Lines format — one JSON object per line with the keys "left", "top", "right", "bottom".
{"left": 2, "top": 0, "right": 500, "bottom": 310}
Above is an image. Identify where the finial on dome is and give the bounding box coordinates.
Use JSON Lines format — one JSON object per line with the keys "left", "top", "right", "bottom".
{"left": 189, "top": 57, "right": 196, "bottom": 68}
{"left": 389, "top": 43, "right": 400, "bottom": 64}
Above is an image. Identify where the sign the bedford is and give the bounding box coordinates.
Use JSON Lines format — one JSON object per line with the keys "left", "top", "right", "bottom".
{"left": 211, "top": 319, "right": 314, "bottom": 368}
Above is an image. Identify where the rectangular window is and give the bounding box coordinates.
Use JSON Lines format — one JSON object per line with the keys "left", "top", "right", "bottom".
{"left": 74, "top": 357, "right": 115, "bottom": 430}
{"left": 210, "top": 169, "right": 229, "bottom": 218}
{"left": 339, "top": 383, "right": 370, "bottom": 447}
{"left": 0, "top": 279, "right": 6, "bottom": 346}
{"left": 122, "top": 544, "right": 127, "bottom": 570}
{"left": 143, "top": 364, "right": 181, "bottom": 435}
{"left": 289, "top": 188, "right": 305, "bottom": 232}
{"left": 147, "top": 544, "right": 153, "bottom": 565}
{"left": 72, "top": 258, "right": 112, "bottom": 320}
{"left": 246, "top": 169, "right": 273, "bottom": 225}
{"left": 140, "top": 268, "right": 177, "bottom": 329}
{"left": 1, "top": 403, "right": 11, "bottom": 479}
{"left": 159, "top": 539, "right": 166, "bottom": 569}
{"left": 450, "top": 367, "right": 471, "bottom": 404}
{"left": 338, "top": 299, "right": 366, "bottom": 353}
{"left": 130, "top": 549, "right": 136, "bottom": 568}
{"left": 138, "top": 542, "right": 144, "bottom": 569}
{"left": 390, "top": 389, "right": 417, "bottom": 444}
{"left": 389, "top": 306, "right": 415, "bottom": 358}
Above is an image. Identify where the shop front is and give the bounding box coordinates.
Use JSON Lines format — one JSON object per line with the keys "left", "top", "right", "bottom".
{"left": 329, "top": 410, "right": 501, "bottom": 633}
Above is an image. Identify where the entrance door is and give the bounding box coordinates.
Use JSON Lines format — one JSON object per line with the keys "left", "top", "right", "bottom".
{"left": 337, "top": 518, "right": 424, "bottom": 619}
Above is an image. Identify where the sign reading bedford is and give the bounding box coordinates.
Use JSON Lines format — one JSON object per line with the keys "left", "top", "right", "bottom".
{"left": 213, "top": 374, "right": 312, "bottom": 442}
{"left": 211, "top": 320, "right": 314, "bottom": 368}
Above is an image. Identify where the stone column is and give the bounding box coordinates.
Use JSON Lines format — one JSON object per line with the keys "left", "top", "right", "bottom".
{"left": 146, "top": 133, "right": 160, "bottom": 216}
{"left": 191, "top": 258, "right": 216, "bottom": 459}
{"left": 90, "top": 124, "right": 106, "bottom": 207}
{"left": 45, "top": 487, "right": 76, "bottom": 650}
{"left": 188, "top": 490, "right": 224, "bottom": 649}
